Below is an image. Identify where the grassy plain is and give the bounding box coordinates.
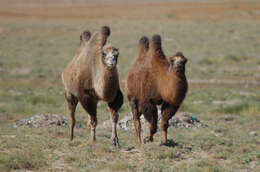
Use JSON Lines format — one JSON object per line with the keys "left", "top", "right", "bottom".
{"left": 0, "top": 0, "right": 260, "bottom": 171}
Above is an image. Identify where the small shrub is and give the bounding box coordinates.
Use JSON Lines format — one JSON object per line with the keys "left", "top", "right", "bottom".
{"left": 167, "top": 12, "right": 176, "bottom": 18}
{"left": 110, "top": 160, "right": 135, "bottom": 171}
{"left": 223, "top": 54, "right": 239, "bottom": 62}
{"left": 199, "top": 57, "right": 214, "bottom": 65}
{"left": 0, "top": 149, "right": 46, "bottom": 171}
{"left": 215, "top": 102, "right": 249, "bottom": 114}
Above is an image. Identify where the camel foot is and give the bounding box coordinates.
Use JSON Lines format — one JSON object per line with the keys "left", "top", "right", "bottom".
{"left": 143, "top": 136, "right": 153, "bottom": 144}
{"left": 111, "top": 136, "right": 120, "bottom": 148}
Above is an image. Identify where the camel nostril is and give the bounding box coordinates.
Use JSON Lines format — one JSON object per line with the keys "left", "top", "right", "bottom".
{"left": 113, "top": 58, "right": 117, "bottom": 64}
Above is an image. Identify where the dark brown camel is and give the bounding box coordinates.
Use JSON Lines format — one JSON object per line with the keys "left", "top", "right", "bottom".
{"left": 125, "top": 35, "right": 188, "bottom": 145}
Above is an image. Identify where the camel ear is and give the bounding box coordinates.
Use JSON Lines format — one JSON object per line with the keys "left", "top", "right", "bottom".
{"left": 138, "top": 36, "right": 149, "bottom": 56}
{"left": 80, "top": 30, "right": 91, "bottom": 43}
{"left": 150, "top": 34, "right": 166, "bottom": 58}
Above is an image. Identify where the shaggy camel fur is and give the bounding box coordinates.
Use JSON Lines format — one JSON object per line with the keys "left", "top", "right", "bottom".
{"left": 125, "top": 35, "right": 188, "bottom": 145}
{"left": 62, "top": 26, "right": 123, "bottom": 147}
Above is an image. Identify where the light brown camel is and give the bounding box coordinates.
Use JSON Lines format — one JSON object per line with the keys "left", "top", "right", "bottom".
{"left": 62, "top": 26, "right": 123, "bottom": 147}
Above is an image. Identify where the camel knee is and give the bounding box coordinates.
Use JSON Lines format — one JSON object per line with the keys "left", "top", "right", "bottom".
{"left": 108, "top": 89, "right": 123, "bottom": 112}
{"left": 66, "top": 92, "right": 78, "bottom": 109}
{"left": 150, "top": 124, "right": 157, "bottom": 134}
{"left": 161, "top": 122, "right": 169, "bottom": 131}
{"left": 161, "top": 104, "right": 179, "bottom": 133}
{"left": 90, "top": 118, "right": 97, "bottom": 128}
{"left": 141, "top": 101, "right": 158, "bottom": 123}
{"left": 110, "top": 112, "right": 119, "bottom": 123}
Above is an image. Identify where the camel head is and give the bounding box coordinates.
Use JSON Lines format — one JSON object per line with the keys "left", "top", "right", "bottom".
{"left": 102, "top": 44, "right": 119, "bottom": 69}
{"left": 168, "top": 52, "right": 187, "bottom": 74}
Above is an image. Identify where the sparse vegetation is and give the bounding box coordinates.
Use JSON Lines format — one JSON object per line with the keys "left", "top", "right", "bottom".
{"left": 0, "top": 0, "right": 260, "bottom": 171}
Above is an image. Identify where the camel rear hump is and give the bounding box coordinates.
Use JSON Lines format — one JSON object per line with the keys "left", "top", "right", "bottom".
{"left": 149, "top": 34, "right": 166, "bottom": 59}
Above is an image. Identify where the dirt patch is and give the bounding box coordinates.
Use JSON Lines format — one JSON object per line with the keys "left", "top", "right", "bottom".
{"left": 9, "top": 68, "right": 31, "bottom": 75}
{"left": 121, "top": 147, "right": 142, "bottom": 160}
{"left": 1, "top": 0, "right": 260, "bottom": 22}
{"left": 1, "top": 135, "right": 16, "bottom": 138}
{"left": 51, "top": 158, "right": 72, "bottom": 171}
{"left": 212, "top": 99, "right": 241, "bottom": 105}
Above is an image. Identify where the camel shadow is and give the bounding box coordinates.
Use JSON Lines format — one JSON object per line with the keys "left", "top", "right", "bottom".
{"left": 160, "top": 139, "right": 179, "bottom": 147}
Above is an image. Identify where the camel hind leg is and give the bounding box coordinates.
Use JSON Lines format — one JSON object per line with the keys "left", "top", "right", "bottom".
{"left": 129, "top": 97, "right": 142, "bottom": 145}
{"left": 79, "top": 93, "right": 98, "bottom": 143}
{"left": 65, "top": 92, "right": 78, "bottom": 141}
{"left": 161, "top": 103, "right": 179, "bottom": 144}
{"left": 108, "top": 89, "right": 123, "bottom": 147}
{"left": 141, "top": 101, "right": 158, "bottom": 143}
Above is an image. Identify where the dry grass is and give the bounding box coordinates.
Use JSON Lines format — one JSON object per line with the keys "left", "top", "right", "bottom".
{"left": 0, "top": 0, "right": 260, "bottom": 171}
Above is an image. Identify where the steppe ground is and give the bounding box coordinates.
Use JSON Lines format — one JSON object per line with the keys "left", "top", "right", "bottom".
{"left": 0, "top": 0, "right": 260, "bottom": 171}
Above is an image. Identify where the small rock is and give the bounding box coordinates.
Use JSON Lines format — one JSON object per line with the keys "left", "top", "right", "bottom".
{"left": 2, "top": 135, "right": 16, "bottom": 138}
{"left": 249, "top": 131, "right": 257, "bottom": 136}
{"left": 115, "top": 111, "right": 206, "bottom": 131}
{"left": 224, "top": 116, "right": 234, "bottom": 121}
{"left": 118, "top": 115, "right": 134, "bottom": 131}
{"left": 239, "top": 91, "right": 256, "bottom": 96}
{"left": 212, "top": 99, "right": 241, "bottom": 105}
{"left": 38, "top": 74, "right": 46, "bottom": 78}
{"left": 192, "top": 100, "right": 203, "bottom": 104}
{"left": 75, "top": 123, "right": 86, "bottom": 129}
{"left": 56, "top": 120, "right": 61, "bottom": 126}
{"left": 13, "top": 114, "right": 69, "bottom": 128}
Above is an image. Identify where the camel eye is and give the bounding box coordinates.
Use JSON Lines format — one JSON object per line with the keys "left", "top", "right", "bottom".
{"left": 102, "top": 52, "right": 106, "bottom": 57}
{"left": 170, "top": 59, "right": 174, "bottom": 66}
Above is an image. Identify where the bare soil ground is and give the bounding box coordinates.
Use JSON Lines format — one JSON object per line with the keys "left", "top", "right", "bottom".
{"left": 1, "top": 0, "right": 260, "bottom": 22}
